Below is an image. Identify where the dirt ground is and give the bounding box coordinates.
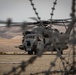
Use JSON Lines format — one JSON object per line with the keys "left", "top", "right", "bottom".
{"left": 0, "top": 54, "right": 73, "bottom": 75}
{"left": 0, "top": 37, "right": 24, "bottom": 52}
{"left": 0, "top": 38, "right": 75, "bottom": 75}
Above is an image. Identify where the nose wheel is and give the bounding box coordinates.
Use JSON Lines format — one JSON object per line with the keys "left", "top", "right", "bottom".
{"left": 28, "top": 51, "right": 33, "bottom": 55}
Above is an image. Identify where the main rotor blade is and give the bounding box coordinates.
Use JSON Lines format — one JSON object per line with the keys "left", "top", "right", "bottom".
{"left": 49, "top": 17, "right": 72, "bottom": 21}
{"left": 29, "top": 17, "right": 39, "bottom": 21}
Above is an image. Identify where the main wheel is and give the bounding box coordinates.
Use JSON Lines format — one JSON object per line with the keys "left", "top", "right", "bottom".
{"left": 34, "top": 50, "right": 38, "bottom": 55}
{"left": 28, "top": 51, "right": 33, "bottom": 55}
{"left": 32, "top": 45, "right": 38, "bottom": 55}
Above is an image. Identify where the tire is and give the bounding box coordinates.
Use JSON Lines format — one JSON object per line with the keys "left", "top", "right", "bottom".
{"left": 28, "top": 51, "right": 33, "bottom": 55}
{"left": 32, "top": 45, "right": 37, "bottom": 55}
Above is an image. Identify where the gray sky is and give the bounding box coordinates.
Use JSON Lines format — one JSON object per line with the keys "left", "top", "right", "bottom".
{"left": 0, "top": 0, "right": 72, "bottom": 22}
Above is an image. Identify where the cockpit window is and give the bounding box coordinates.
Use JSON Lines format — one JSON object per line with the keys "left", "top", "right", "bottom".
{"left": 25, "top": 31, "right": 36, "bottom": 35}
{"left": 26, "top": 36, "right": 35, "bottom": 39}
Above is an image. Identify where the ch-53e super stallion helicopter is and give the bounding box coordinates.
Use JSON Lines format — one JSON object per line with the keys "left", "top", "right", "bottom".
{"left": 0, "top": 17, "right": 75, "bottom": 55}
{"left": 14, "top": 17, "right": 75, "bottom": 55}
{"left": 0, "top": 0, "right": 75, "bottom": 55}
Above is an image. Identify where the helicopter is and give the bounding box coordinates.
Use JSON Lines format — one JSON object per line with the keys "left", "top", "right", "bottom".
{"left": 15, "top": 17, "right": 76, "bottom": 55}
{"left": 0, "top": 17, "right": 75, "bottom": 55}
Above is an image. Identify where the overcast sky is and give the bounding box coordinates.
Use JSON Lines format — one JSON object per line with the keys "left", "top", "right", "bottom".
{"left": 0, "top": 0, "right": 72, "bottom": 22}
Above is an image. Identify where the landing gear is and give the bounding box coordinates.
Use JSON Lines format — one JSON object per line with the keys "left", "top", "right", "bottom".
{"left": 32, "top": 45, "right": 38, "bottom": 55}
{"left": 33, "top": 49, "right": 38, "bottom": 55}
{"left": 34, "top": 50, "right": 37, "bottom": 55}
{"left": 28, "top": 51, "right": 33, "bottom": 55}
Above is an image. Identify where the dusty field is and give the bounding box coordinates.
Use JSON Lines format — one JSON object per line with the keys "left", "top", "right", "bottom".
{"left": 0, "top": 37, "right": 75, "bottom": 75}
{"left": 0, "top": 36, "right": 24, "bottom": 52}
{"left": 0, "top": 54, "right": 73, "bottom": 75}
